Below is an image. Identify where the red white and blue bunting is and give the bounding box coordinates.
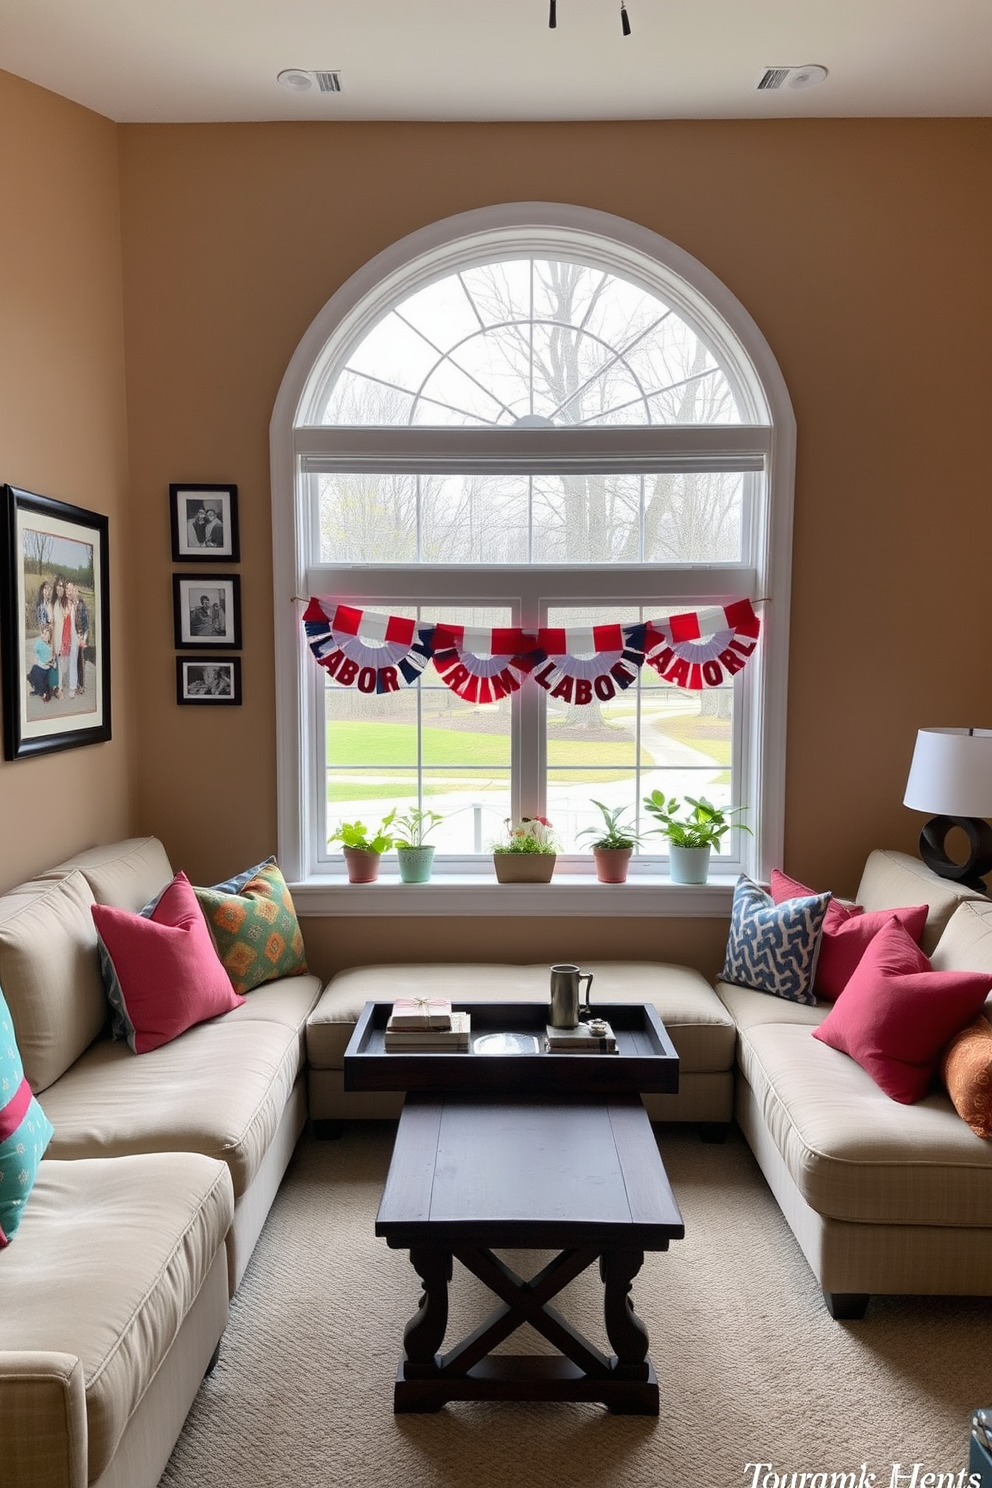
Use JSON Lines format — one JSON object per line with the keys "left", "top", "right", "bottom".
{"left": 303, "top": 597, "right": 760, "bottom": 703}
{"left": 643, "top": 599, "right": 761, "bottom": 691}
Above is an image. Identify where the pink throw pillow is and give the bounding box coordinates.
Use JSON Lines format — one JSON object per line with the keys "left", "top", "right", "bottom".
{"left": 92, "top": 871, "right": 245, "bottom": 1054}
{"left": 812, "top": 920, "right": 992, "bottom": 1103}
{"left": 770, "top": 868, "right": 927, "bottom": 1001}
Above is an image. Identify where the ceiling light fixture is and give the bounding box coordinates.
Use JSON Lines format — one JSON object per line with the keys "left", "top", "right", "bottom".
{"left": 277, "top": 69, "right": 314, "bottom": 92}
{"left": 548, "top": 1, "right": 631, "bottom": 34}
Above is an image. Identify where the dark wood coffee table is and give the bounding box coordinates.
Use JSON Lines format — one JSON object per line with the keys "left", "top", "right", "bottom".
{"left": 376, "top": 1093, "right": 684, "bottom": 1414}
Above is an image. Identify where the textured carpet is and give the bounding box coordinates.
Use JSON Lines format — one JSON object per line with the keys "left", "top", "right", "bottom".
{"left": 159, "top": 1123, "right": 991, "bottom": 1488}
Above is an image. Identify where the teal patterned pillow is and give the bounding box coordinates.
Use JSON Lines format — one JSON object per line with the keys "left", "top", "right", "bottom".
{"left": 721, "top": 875, "right": 831, "bottom": 1005}
{"left": 0, "top": 986, "right": 54, "bottom": 1245}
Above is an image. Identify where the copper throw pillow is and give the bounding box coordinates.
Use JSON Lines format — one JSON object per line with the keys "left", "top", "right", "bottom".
{"left": 941, "top": 1012, "right": 992, "bottom": 1139}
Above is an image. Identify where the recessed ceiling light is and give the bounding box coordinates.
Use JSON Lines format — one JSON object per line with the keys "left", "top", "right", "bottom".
{"left": 277, "top": 69, "right": 314, "bottom": 92}
{"left": 788, "top": 64, "right": 829, "bottom": 90}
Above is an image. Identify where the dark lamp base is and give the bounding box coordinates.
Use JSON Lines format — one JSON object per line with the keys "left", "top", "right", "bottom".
{"left": 919, "top": 816, "right": 992, "bottom": 894}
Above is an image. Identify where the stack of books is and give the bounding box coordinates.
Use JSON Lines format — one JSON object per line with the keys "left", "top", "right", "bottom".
{"left": 545, "top": 1018, "right": 618, "bottom": 1054}
{"left": 384, "top": 997, "right": 471, "bottom": 1052}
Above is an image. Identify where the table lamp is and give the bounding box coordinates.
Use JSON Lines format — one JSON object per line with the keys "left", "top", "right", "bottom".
{"left": 903, "top": 727, "right": 992, "bottom": 892}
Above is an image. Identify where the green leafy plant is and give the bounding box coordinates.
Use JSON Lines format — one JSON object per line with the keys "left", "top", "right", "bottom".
{"left": 576, "top": 800, "right": 646, "bottom": 851}
{"left": 642, "top": 792, "right": 750, "bottom": 849}
{"left": 329, "top": 809, "right": 396, "bottom": 855}
{"left": 392, "top": 807, "right": 443, "bottom": 849}
{"left": 491, "top": 816, "right": 558, "bottom": 855}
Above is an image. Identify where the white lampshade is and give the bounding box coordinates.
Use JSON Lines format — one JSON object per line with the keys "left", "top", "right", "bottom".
{"left": 903, "top": 728, "right": 992, "bottom": 818}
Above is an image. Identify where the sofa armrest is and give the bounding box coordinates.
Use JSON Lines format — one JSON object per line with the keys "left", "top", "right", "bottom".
{"left": 0, "top": 1352, "right": 88, "bottom": 1488}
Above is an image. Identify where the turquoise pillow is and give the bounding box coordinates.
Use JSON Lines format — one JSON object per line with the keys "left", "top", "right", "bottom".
{"left": 0, "top": 987, "right": 54, "bottom": 1245}
{"left": 721, "top": 874, "right": 831, "bottom": 1006}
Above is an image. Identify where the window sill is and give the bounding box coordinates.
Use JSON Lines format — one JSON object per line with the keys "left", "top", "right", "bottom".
{"left": 289, "top": 872, "right": 738, "bottom": 918}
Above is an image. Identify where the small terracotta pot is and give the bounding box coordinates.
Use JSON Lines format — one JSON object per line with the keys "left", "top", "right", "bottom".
{"left": 343, "top": 847, "right": 381, "bottom": 884}
{"left": 493, "top": 853, "right": 556, "bottom": 884}
{"left": 592, "top": 846, "right": 632, "bottom": 883}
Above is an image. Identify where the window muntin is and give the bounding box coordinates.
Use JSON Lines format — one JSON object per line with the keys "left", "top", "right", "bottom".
{"left": 315, "top": 469, "right": 749, "bottom": 566}
{"left": 319, "top": 259, "right": 742, "bottom": 429}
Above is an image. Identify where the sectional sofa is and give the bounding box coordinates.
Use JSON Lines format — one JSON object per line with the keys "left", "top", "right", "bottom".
{"left": 308, "top": 848, "right": 992, "bottom": 1319}
{"left": 0, "top": 837, "right": 322, "bottom": 1488}
{"left": 3, "top": 835, "right": 992, "bottom": 1488}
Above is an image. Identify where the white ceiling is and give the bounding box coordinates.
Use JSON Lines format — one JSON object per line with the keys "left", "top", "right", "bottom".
{"left": 1, "top": 0, "right": 990, "bottom": 124}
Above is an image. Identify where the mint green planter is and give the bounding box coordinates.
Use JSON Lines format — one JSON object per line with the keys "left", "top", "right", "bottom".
{"left": 668, "top": 845, "right": 711, "bottom": 884}
{"left": 397, "top": 846, "right": 435, "bottom": 884}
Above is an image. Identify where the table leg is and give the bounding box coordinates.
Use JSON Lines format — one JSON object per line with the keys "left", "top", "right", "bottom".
{"left": 402, "top": 1246, "right": 451, "bottom": 1376}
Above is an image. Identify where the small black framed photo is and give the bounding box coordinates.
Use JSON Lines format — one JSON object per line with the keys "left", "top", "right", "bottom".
{"left": 1, "top": 483, "right": 112, "bottom": 761}
{"left": 173, "top": 573, "right": 242, "bottom": 649}
{"left": 176, "top": 655, "right": 242, "bottom": 706}
{"left": 170, "top": 483, "right": 239, "bottom": 562}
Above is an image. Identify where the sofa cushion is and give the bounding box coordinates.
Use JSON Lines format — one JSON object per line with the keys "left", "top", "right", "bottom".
{"left": 736, "top": 1018, "right": 992, "bottom": 1227}
{"left": 306, "top": 961, "right": 735, "bottom": 1077}
{"left": 194, "top": 860, "right": 308, "bottom": 995}
{"left": 92, "top": 872, "right": 245, "bottom": 1054}
{"left": 720, "top": 875, "right": 830, "bottom": 1006}
{"left": 0, "top": 988, "right": 54, "bottom": 1245}
{"left": 855, "top": 849, "right": 985, "bottom": 956}
{"left": 812, "top": 920, "right": 992, "bottom": 1104}
{"left": 941, "top": 1014, "right": 992, "bottom": 1139}
{"left": 716, "top": 979, "right": 828, "bottom": 1033}
{"left": 770, "top": 868, "right": 927, "bottom": 1000}
{"left": 45, "top": 835, "right": 174, "bottom": 912}
{"left": 0, "top": 1152, "right": 232, "bottom": 1483}
{"left": 39, "top": 1010, "right": 308, "bottom": 1199}
{"left": 930, "top": 898, "right": 992, "bottom": 979}
{"left": 0, "top": 871, "right": 105, "bottom": 1094}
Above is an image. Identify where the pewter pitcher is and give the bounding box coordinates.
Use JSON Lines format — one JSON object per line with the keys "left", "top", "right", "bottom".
{"left": 549, "top": 963, "right": 594, "bottom": 1029}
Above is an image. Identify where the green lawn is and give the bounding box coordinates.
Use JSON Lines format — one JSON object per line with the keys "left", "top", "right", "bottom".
{"left": 325, "top": 719, "right": 648, "bottom": 801}
{"left": 652, "top": 712, "right": 732, "bottom": 765}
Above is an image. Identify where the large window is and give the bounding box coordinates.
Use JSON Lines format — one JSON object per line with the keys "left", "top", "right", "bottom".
{"left": 271, "top": 205, "right": 795, "bottom": 908}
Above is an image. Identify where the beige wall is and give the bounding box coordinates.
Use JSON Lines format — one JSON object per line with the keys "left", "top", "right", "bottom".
{"left": 0, "top": 72, "right": 132, "bottom": 892}
{"left": 4, "top": 94, "right": 991, "bottom": 972}
{"left": 116, "top": 118, "right": 992, "bottom": 972}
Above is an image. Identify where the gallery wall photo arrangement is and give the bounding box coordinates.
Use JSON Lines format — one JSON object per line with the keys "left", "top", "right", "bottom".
{"left": 0, "top": 483, "right": 112, "bottom": 760}
{"left": 176, "top": 655, "right": 242, "bottom": 706}
{"left": 170, "top": 483, "right": 239, "bottom": 562}
{"left": 173, "top": 573, "right": 242, "bottom": 649}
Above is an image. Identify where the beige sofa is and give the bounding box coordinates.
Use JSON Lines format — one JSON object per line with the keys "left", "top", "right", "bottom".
{"left": 720, "top": 849, "right": 992, "bottom": 1318}
{"left": 307, "top": 850, "right": 992, "bottom": 1320}
{"left": 0, "top": 837, "right": 322, "bottom": 1488}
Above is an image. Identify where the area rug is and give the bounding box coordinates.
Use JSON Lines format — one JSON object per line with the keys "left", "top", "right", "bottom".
{"left": 158, "top": 1123, "right": 991, "bottom": 1488}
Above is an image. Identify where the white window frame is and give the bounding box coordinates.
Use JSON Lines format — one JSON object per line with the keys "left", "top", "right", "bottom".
{"left": 270, "top": 204, "right": 796, "bottom": 917}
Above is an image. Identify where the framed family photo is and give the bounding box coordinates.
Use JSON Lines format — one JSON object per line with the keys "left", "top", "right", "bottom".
{"left": 169, "top": 483, "right": 239, "bottom": 562}
{"left": 173, "top": 573, "right": 242, "bottom": 649}
{"left": 0, "top": 484, "right": 112, "bottom": 761}
{"left": 176, "top": 655, "right": 242, "bottom": 706}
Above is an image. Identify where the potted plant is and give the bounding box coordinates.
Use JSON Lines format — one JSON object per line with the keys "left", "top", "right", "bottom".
{"left": 393, "top": 806, "right": 443, "bottom": 884}
{"left": 329, "top": 810, "right": 396, "bottom": 883}
{"left": 576, "top": 799, "right": 646, "bottom": 884}
{"left": 642, "top": 792, "right": 750, "bottom": 885}
{"left": 491, "top": 816, "right": 558, "bottom": 883}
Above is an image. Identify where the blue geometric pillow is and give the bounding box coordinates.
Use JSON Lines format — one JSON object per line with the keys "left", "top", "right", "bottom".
{"left": 721, "top": 874, "right": 831, "bottom": 1005}
{"left": 0, "top": 986, "right": 54, "bottom": 1246}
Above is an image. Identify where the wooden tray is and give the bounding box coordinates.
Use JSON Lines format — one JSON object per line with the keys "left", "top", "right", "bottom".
{"left": 343, "top": 1000, "right": 679, "bottom": 1097}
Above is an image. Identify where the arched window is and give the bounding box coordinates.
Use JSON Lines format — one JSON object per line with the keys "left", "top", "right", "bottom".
{"left": 271, "top": 204, "right": 795, "bottom": 911}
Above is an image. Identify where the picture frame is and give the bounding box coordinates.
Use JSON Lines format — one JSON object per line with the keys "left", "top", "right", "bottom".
{"left": 173, "top": 573, "right": 242, "bottom": 649}
{"left": 169, "top": 483, "right": 240, "bottom": 562}
{"left": 176, "top": 655, "right": 242, "bottom": 706}
{"left": 0, "top": 484, "right": 112, "bottom": 761}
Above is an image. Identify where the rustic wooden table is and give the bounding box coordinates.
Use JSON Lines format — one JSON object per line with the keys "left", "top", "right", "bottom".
{"left": 375, "top": 1092, "right": 685, "bottom": 1414}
